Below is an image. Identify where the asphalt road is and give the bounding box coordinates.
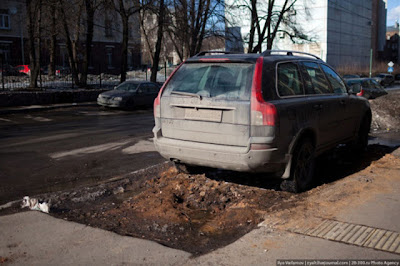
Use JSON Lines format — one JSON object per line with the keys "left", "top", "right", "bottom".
{"left": 0, "top": 106, "right": 165, "bottom": 205}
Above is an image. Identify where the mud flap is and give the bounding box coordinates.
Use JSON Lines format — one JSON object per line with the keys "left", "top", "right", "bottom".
{"left": 281, "top": 154, "right": 292, "bottom": 179}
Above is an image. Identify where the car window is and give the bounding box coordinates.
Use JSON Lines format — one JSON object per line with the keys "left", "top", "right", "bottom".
{"left": 362, "top": 80, "right": 371, "bottom": 88}
{"left": 371, "top": 79, "right": 383, "bottom": 89}
{"left": 117, "top": 83, "right": 139, "bottom": 92}
{"left": 277, "top": 62, "right": 304, "bottom": 97}
{"left": 148, "top": 84, "right": 159, "bottom": 93}
{"left": 163, "top": 63, "right": 255, "bottom": 100}
{"left": 138, "top": 84, "right": 149, "bottom": 94}
{"left": 321, "top": 64, "right": 347, "bottom": 94}
{"left": 301, "top": 62, "right": 332, "bottom": 94}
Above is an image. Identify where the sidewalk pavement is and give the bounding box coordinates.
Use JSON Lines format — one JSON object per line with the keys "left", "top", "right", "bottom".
{"left": 0, "top": 102, "right": 97, "bottom": 115}
{"left": 1, "top": 151, "right": 399, "bottom": 265}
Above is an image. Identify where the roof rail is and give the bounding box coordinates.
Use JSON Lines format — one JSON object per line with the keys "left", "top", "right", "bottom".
{"left": 262, "top": 50, "right": 321, "bottom": 60}
{"left": 194, "top": 50, "right": 242, "bottom": 57}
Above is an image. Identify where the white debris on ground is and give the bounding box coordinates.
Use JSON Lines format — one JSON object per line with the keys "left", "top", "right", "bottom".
{"left": 21, "top": 196, "right": 50, "bottom": 213}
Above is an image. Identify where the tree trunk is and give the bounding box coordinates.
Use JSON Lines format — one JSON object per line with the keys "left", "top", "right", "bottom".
{"left": 248, "top": 0, "right": 257, "bottom": 53}
{"left": 151, "top": 0, "right": 165, "bottom": 82}
{"left": 80, "top": 0, "right": 95, "bottom": 87}
{"left": 27, "top": 0, "right": 39, "bottom": 88}
{"left": 59, "top": 0, "right": 79, "bottom": 86}
{"left": 267, "top": 0, "right": 289, "bottom": 50}
{"left": 195, "top": 0, "right": 210, "bottom": 54}
{"left": 120, "top": 15, "right": 129, "bottom": 83}
{"left": 48, "top": 1, "right": 57, "bottom": 77}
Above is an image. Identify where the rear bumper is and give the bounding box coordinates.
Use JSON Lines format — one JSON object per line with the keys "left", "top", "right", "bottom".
{"left": 153, "top": 134, "right": 286, "bottom": 173}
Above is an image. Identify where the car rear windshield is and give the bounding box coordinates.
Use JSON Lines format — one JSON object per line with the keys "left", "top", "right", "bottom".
{"left": 163, "top": 62, "right": 255, "bottom": 100}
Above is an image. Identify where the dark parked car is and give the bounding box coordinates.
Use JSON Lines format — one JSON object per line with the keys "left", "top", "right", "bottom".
{"left": 97, "top": 81, "right": 160, "bottom": 108}
{"left": 374, "top": 73, "right": 394, "bottom": 87}
{"left": 153, "top": 50, "right": 371, "bottom": 193}
{"left": 0, "top": 64, "right": 26, "bottom": 76}
{"left": 344, "top": 78, "right": 388, "bottom": 99}
{"left": 342, "top": 74, "right": 360, "bottom": 79}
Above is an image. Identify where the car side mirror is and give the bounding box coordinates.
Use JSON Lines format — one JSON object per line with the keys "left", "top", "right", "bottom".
{"left": 348, "top": 84, "right": 361, "bottom": 95}
{"left": 114, "top": 86, "right": 117, "bottom": 90}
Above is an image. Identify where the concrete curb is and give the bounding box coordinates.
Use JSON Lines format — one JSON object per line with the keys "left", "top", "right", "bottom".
{"left": 0, "top": 102, "right": 98, "bottom": 114}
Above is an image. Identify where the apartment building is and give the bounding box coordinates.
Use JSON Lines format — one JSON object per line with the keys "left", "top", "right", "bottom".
{"left": 225, "top": 0, "right": 387, "bottom": 68}
{"left": 0, "top": 0, "right": 142, "bottom": 74}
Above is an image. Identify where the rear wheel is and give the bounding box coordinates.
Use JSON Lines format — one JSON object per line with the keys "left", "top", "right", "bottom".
{"left": 280, "top": 139, "right": 315, "bottom": 193}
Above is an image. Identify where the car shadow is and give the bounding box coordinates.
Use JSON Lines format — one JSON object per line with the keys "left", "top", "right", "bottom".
{"left": 201, "top": 143, "right": 398, "bottom": 192}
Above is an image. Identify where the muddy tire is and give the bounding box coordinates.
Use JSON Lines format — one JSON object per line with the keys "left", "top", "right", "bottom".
{"left": 353, "top": 115, "right": 371, "bottom": 153}
{"left": 280, "top": 139, "right": 315, "bottom": 193}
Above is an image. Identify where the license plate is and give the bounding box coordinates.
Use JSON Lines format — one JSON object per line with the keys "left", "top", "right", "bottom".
{"left": 185, "top": 108, "right": 222, "bottom": 122}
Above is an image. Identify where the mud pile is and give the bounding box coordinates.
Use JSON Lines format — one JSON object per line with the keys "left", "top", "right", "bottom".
{"left": 2, "top": 145, "right": 398, "bottom": 255}
{"left": 51, "top": 166, "right": 294, "bottom": 255}
{"left": 370, "top": 91, "right": 400, "bottom": 131}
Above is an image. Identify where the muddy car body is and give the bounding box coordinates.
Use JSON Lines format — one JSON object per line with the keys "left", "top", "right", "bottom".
{"left": 153, "top": 51, "right": 371, "bottom": 192}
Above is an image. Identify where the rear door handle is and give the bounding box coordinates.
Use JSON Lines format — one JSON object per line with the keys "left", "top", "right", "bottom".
{"left": 340, "top": 100, "right": 346, "bottom": 105}
{"left": 313, "top": 104, "right": 323, "bottom": 110}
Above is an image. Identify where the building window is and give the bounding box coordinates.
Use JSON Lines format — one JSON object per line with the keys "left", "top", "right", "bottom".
{"left": 0, "top": 10, "right": 10, "bottom": 29}
{"left": 105, "top": 18, "right": 112, "bottom": 37}
{"left": 0, "top": 43, "right": 11, "bottom": 63}
{"left": 106, "top": 47, "right": 113, "bottom": 68}
{"left": 60, "top": 45, "right": 68, "bottom": 67}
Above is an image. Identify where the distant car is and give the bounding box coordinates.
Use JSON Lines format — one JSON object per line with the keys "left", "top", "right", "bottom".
{"left": 97, "top": 81, "right": 161, "bottom": 108}
{"left": 0, "top": 64, "right": 25, "bottom": 76}
{"left": 15, "top": 65, "right": 30, "bottom": 75}
{"left": 42, "top": 65, "right": 70, "bottom": 76}
{"left": 342, "top": 74, "right": 360, "bottom": 79}
{"left": 374, "top": 73, "right": 394, "bottom": 87}
{"left": 345, "top": 78, "right": 388, "bottom": 99}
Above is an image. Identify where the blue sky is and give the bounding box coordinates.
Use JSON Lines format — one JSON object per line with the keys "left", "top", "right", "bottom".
{"left": 387, "top": 0, "right": 400, "bottom": 26}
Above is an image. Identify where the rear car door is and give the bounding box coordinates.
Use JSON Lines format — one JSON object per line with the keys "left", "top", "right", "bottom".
{"left": 273, "top": 61, "right": 316, "bottom": 154}
{"left": 320, "top": 64, "right": 355, "bottom": 141}
{"left": 299, "top": 61, "right": 340, "bottom": 148}
{"left": 159, "top": 61, "right": 255, "bottom": 147}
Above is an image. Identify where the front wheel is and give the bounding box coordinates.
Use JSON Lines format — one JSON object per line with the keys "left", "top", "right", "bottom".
{"left": 353, "top": 115, "right": 371, "bottom": 153}
{"left": 280, "top": 139, "right": 315, "bottom": 193}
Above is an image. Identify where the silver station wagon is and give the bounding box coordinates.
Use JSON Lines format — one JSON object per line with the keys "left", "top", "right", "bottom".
{"left": 153, "top": 51, "right": 371, "bottom": 192}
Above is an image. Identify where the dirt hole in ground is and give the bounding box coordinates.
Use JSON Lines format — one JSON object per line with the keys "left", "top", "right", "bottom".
{"left": 44, "top": 144, "right": 394, "bottom": 255}
{"left": 1, "top": 143, "right": 397, "bottom": 255}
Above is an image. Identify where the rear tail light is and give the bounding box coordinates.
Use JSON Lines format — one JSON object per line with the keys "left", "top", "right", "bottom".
{"left": 154, "top": 62, "right": 184, "bottom": 118}
{"left": 250, "top": 57, "right": 277, "bottom": 126}
{"left": 357, "top": 88, "right": 364, "bottom": 97}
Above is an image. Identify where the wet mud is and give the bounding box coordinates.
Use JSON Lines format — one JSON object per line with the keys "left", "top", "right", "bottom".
{"left": 2, "top": 142, "right": 398, "bottom": 255}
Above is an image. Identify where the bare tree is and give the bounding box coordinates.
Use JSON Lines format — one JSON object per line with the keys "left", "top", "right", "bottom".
{"left": 26, "top": 0, "right": 42, "bottom": 88}
{"left": 228, "top": 0, "right": 311, "bottom": 53}
{"left": 47, "top": 0, "right": 58, "bottom": 77}
{"left": 58, "top": 0, "right": 83, "bottom": 86}
{"left": 150, "top": 0, "right": 165, "bottom": 82}
{"left": 167, "top": 0, "right": 224, "bottom": 59}
{"left": 109, "top": 0, "right": 142, "bottom": 83}
{"left": 79, "top": 0, "right": 99, "bottom": 86}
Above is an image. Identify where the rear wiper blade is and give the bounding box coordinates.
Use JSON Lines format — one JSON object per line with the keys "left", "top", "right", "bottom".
{"left": 170, "top": 91, "right": 202, "bottom": 100}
